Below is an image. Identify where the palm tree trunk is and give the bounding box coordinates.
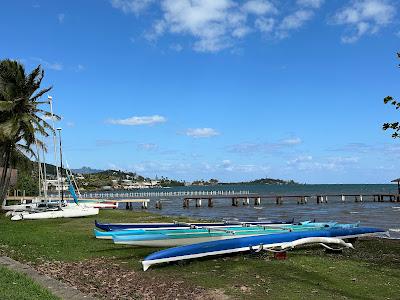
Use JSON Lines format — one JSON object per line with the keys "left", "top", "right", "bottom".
{"left": 0, "top": 145, "right": 11, "bottom": 203}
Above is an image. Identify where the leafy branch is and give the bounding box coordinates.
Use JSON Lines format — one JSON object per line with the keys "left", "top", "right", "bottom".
{"left": 382, "top": 53, "right": 400, "bottom": 139}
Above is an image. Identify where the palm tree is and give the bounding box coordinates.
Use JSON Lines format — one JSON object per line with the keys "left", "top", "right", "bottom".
{"left": 0, "top": 59, "right": 59, "bottom": 201}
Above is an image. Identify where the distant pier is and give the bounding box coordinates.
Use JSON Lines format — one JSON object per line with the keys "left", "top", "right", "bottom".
{"left": 7, "top": 189, "right": 400, "bottom": 210}
{"left": 180, "top": 193, "right": 400, "bottom": 208}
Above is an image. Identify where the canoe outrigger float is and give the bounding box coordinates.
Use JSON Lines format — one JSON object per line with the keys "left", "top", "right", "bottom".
{"left": 141, "top": 227, "right": 385, "bottom": 271}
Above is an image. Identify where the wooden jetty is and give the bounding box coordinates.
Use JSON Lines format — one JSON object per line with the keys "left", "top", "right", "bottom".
{"left": 182, "top": 193, "right": 400, "bottom": 207}
{"left": 5, "top": 191, "right": 151, "bottom": 210}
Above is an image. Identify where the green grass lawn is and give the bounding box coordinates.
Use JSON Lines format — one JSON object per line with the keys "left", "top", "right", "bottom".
{"left": 0, "top": 210, "right": 399, "bottom": 299}
{"left": 0, "top": 265, "right": 59, "bottom": 300}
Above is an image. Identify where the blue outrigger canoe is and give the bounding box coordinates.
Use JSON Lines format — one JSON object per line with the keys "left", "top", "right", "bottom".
{"left": 95, "top": 219, "right": 294, "bottom": 231}
{"left": 142, "top": 227, "right": 385, "bottom": 271}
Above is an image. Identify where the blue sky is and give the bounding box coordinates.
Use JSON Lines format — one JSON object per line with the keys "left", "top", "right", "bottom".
{"left": 1, "top": 0, "right": 400, "bottom": 183}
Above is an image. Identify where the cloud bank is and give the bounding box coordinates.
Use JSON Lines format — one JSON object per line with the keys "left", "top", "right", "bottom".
{"left": 108, "top": 115, "right": 167, "bottom": 126}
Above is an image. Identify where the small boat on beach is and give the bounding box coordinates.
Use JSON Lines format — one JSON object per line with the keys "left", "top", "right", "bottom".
{"left": 141, "top": 227, "right": 385, "bottom": 271}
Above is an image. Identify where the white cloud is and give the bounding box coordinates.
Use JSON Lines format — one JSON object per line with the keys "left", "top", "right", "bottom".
{"left": 137, "top": 143, "right": 158, "bottom": 150}
{"left": 111, "top": 0, "right": 323, "bottom": 52}
{"left": 242, "top": 0, "right": 277, "bottom": 15}
{"left": 228, "top": 136, "right": 302, "bottom": 154}
{"left": 278, "top": 9, "right": 314, "bottom": 38}
{"left": 132, "top": 161, "right": 191, "bottom": 174}
{"left": 111, "top": 0, "right": 155, "bottom": 15}
{"left": 287, "top": 155, "right": 359, "bottom": 171}
{"left": 185, "top": 127, "right": 220, "bottom": 138}
{"left": 155, "top": 0, "right": 242, "bottom": 52}
{"left": 58, "top": 13, "right": 65, "bottom": 24}
{"left": 297, "top": 0, "right": 324, "bottom": 9}
{"left": 331, "top": 0, "right": 396, "bottom": 43}
{"left": 255, "top": 17, "right": 275, "bottom": 33}
{"left": 108, "top": 115, "right": 167, "bottom": 126}
{"left": 212, "top": 159, "right": 270, "bottom": 173}
{"left": 170, "top": 43, "right": 184, "bottom": 51}
{"left": 280, "top": 137, "right": 302, "bottom": 145}
{"left": 31, "top": 57, "right": 63, "bottom": 71}
{"left": 287, "top": 155, "right": 313, "bottom": 165}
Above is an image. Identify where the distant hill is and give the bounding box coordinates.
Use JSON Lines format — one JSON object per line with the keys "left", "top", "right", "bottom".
{"left": 71, "top": 166, "right": 104, "bottom": 174}
{"left": 221, "top": 177, "right": 299, "bottom": 185}
{"left": 246, "top": 177, "right": 298, "bottom": 185}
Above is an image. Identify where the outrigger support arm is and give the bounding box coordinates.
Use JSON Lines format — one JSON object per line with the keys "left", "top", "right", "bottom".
{"left": 263, "top": 237, "right": 354, "bottom": 253}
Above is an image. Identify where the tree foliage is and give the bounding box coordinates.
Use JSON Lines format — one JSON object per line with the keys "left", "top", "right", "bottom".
{"left": 0, "top": 59, "right": 58, "bottom": 200}
{"left": 382, "top": 52, "right": 400, "bottom": 138}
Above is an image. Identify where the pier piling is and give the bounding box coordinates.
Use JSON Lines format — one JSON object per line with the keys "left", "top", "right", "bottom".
{"left": 155, "top": 201, "right": 162, "bottom": 209}
{"left": 196, "top": 199, "right": 202, "bottom": 207}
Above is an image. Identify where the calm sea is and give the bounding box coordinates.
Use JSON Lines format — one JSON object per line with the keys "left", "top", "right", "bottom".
{"left": 113, "top": 184, "right": 400, "bottom": 232}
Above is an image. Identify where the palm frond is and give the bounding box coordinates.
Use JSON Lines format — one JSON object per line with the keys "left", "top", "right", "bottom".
{"left": 16, "top": 143, "right": 37, "bottom": 159}
{"left": 30, "top": 86, "right": 52, "bottom": 102}
{"left": 0, "top": 101, "right": 16, "bottom": 112}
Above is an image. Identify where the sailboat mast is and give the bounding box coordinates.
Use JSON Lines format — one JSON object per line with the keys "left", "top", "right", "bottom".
{"left": 35, "top": 141, "right": 42, "bottom": 197}
{"left": 42, "top": 146, "right": 48, "bottom": 199}
{"left": 48, "top": 96, "right": 61, "bottom": 200}
{"left": 57, "top": 128, "right": 64, "bottom": 204}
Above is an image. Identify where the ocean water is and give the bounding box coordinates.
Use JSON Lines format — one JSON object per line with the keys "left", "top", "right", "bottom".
{"left": 111, "top": 184, "right": 400, "bottom": 232}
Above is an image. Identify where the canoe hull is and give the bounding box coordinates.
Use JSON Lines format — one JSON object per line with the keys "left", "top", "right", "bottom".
{"left": 142, "top": 227, "right": 385, "bottom": 271}
{"left": 114, "top": 233, "right": 269, "bottom": 247}
{"left": 95, "top": 220, "right": 294, "bottom": 231}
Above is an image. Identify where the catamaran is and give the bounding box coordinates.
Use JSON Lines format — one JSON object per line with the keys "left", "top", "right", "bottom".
{"left": 8, "top": 97, "right": 99, "bottom": 221}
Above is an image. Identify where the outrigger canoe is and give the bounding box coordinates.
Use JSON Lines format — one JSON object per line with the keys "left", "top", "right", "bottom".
{"left": 95, "top": 219, "right": 294, "bottom": 231}
{"left": 142, "top": 226, "right": 385, "bottom": 271}
{"left": 112, "top": 223, "right": 360, "bottom": 247}
{"left": 94, "top": 223, "right": 294, "bottom": 240}
{"left": 94, "top": 221, "right": 359, "bottom": 240}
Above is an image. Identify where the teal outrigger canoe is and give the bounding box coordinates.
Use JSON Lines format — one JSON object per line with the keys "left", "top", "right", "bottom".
{"left": 111, "top": 222, "right": 360, "bottom": 247}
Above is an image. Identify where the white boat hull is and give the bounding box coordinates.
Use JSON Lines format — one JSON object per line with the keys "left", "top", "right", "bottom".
{"left": 11, "top": 206, "right": 99, "bottom": 221}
